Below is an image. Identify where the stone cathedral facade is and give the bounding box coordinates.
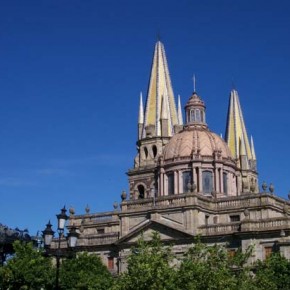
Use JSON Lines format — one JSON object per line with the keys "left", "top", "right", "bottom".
{"left": 61, "top": 41, "right": 290, "bottom": 273}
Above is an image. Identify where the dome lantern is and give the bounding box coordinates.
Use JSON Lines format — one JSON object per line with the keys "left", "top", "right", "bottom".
{"left": 184, "top": 92, "right": 207, "bottom": 128}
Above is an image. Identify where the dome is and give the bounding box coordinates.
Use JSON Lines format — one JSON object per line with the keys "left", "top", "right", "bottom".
{"left": 163, "top": 127, "right": 233, "bottom": 160}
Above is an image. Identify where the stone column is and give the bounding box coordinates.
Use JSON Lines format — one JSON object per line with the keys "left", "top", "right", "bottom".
{"left": 220, "top": 167, "right": 224, "bottom": 193}
{"left": 198, "top": 167, "right": 202, "bottom": 192}
{"left": 215, "top": 167, "right": 219, "bottom": 192}
{"left": 178, "top": 171, "right": 183, "bottom": 194}
{"left": 160, "top": 168, "right": 164, "bottom": 196}
{"left": 174, "top": 170, "right": 178, "bottom": 195}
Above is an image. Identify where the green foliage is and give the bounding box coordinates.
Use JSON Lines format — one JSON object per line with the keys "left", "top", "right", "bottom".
{"left": 3, "top": 234, "right": 290, "bottom": 290}
{"left": 112, "top": 232, "right": 177, "bottom": 290}
{"left": 59, "top": 252, "right": 113, "bottom": 290}
{"left": 176, "top": 241, "right": 236, "bottom": 290}
{"left": 0, "top": 240, "right": 54, "bottom": 290}
{"left": 253, "top": 253, "right": 290, "bottom": 290}
{"left": 113, "top": 234, "right": 260, "bottom": 290}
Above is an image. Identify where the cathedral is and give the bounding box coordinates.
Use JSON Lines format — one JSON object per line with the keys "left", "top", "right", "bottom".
{"left": 53, "top": 40, "right": 290, "bottom": 273}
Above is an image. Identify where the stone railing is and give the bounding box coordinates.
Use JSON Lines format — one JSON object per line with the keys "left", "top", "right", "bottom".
{"left": 241, "top": 218, "right": 290, "bottom": 231}
{"left": 199, "top": 222, "right": 241, "bottom": 235}
{"left": 199, "top": 217, "right": 290, "bottom": 236}
{"left": 51, "top": 232, "right": 119, "bottom": 249}
{"left": 70, "top": 211, "right": 119, "bottom": 226}
{"left": 122, "top": 193, "right": 290, "bottom": 213}
{"left": 78, "top": 232, "right": 119, "bottom": 246}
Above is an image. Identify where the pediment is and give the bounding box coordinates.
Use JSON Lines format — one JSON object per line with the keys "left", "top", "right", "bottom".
{"left": 115, "top": 220, "right": 194, "bottom": 246}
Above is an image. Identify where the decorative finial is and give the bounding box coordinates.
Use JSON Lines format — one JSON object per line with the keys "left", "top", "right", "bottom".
{"left": 192, "top": 74, "right": 196, "bottom": 92}
{"left": 69, "top": 206, "right": 75, "bottom": 216}
{"left": 157, "top": 31, "right": 161, "bottom": 41}
{"left": 113, "top": 201, "right": 119, "bottom": 210}
{"left": 250, "top": 136, "right": 257, "bottom": 161}
{"left": 85, "top": 204, "right": 90, "bottom": 214}
{"left": 177, "top": 95, "right": 183, "bottom": 126}
{"left": 231, "top": 78, "right": 236, "bottom": 90}
{"left": 121, "top": 190, "right": 127, "bottom": 201}
{"left": 261, "top": 181, "right": 267, "bottom": 192}
{"left": 269, "top": 183, "right": 274, "bottom": 194}
{"left": 138, "top": 92, "right": 144, "bottom": 124}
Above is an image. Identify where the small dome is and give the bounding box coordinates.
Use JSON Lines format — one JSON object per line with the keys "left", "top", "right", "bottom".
{"left": 163, "top": 127, "right": 233, "bottom": 160}
{"left": 185, "top": 92, "right": 205, "bottom": 107}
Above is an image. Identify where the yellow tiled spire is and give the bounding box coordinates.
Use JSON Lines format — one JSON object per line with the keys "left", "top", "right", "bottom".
{"left": 225, "top": 89, "right": 253, "bottom": 162}
{"left": 143, "top": 41, "right": 178, "bottom": 137}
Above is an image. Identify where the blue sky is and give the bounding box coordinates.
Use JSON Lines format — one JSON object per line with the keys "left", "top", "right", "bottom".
{"left": 0, "top": 0, "right": 290, "bottom": 236}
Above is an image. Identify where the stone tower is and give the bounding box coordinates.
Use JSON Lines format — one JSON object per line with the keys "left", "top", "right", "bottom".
{"left": 129, "top": 40, "right": 182, "bottom": 200}
{"left": 225, "top": 89, "right": 258, "bottom": 193}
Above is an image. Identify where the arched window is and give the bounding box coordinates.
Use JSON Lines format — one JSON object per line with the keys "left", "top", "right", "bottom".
{"left": 152, "top": 145, "right": 157, "bottom": 158}
{"left": 202, "top": 171, "right": 213, "bottom": 194}
{"left": 190, "top": 109, "right": 195, "bottom": 122}
{"left": 183, "top": 171, "right": 192, "bottom": 193}
{"left": 167, "top": 173, "right": 174, "bottom": 195}
{"left": 195, "top": 109, "right": 201, "bottom": 122}
{"left": 137, "top": 184, "right": 145, "bottom": 199}
{"left": 144, "top": 147, "right": 148, "bottom": 159}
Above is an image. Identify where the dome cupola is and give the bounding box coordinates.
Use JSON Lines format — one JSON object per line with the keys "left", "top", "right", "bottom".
{"left": 184, "top": 92, "right": 207, "bottom": 129}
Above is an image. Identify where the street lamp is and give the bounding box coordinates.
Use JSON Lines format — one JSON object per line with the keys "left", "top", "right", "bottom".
{"left": 42, "top": 207, "right": 79, "bottom": 290}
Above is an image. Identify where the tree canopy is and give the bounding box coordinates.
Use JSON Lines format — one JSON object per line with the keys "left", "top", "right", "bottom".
{"left": 2, "top": 234, "right": 290, "bottom": 290}
{"left": 0, "top": 240, "right": 54, "bottom": 290}
{"left": 112, "top": 232, "right": 177, "bottom": 290}
{"left": 112, "top": 233, "right": 290, "bottom": 290}
{"left": 59, "top": 252, "right": 113, "bottom": 290}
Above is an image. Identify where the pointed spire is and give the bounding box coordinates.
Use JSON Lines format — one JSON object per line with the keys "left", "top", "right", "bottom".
{"left": 138, "top": 92, "right": 144, "bottom": 124}
{"left": 251, "top": 135, "right": 256, "bottom": 161}
{"left": 225, "top": 89, "right": 252, "bottom": 162}
{"left": 177, "top": 95, "right": 183, "bottom": 125}
{"left": 143, "top": 41, "right": 179, "bottom": 137}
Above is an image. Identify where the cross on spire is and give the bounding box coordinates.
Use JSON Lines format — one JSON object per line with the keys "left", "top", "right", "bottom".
{"left": 192, "top": 74, "right": 196, "bottom": 92}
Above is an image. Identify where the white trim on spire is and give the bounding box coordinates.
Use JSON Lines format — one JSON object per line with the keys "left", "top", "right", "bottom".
{"left": 161, "top": 95, "right": 169, "bottom": 120}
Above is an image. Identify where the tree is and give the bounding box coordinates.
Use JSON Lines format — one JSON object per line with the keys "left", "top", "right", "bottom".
{"left": 59, "top": 252, "right": 113, "bottom": 290}
{"left": 253, "top": 252, "right": 290, "bottom": 290}
{"left": 0, "top": 240, "right": 54, "bottom": 290}
{"left": 112, "top": 232, "right": 290, "bottom": 290}
{"left": 112, "top": 232, "right": 177, "bottom": 290}
{"left": 176, "top": 240, "right": 255, "bottom": 290}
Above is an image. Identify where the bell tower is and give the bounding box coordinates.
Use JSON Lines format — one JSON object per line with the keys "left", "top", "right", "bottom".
{"left": 225, "top": 89, "right": 258, "bottom": 193}
{"left": 128, "top": 40, "right": 182, "bottom": 200}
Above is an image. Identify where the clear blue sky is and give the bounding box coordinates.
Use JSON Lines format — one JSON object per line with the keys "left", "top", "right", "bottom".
{"left": 0, "top": 0, "right": 290, "bottom": 236}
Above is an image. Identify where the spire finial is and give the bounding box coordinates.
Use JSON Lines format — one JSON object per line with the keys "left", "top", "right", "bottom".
{"left": 138, "top": 92, "right": 144, "bottom": 124}
{"left": 231, "top": 78, "right": 236, "bottom": 90}
{"left": 192, "top": 74, "right": 196, "bottom": 92}
{"left": 251, "top": 135, "right": 256, "bottom": 161}
{"left": 157, "top": 31, "right": 161, "bottom": 42}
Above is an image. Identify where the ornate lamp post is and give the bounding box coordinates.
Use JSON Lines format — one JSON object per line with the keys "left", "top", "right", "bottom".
{"left": 42, "top": 207, "right": 79, "bottom": 290}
